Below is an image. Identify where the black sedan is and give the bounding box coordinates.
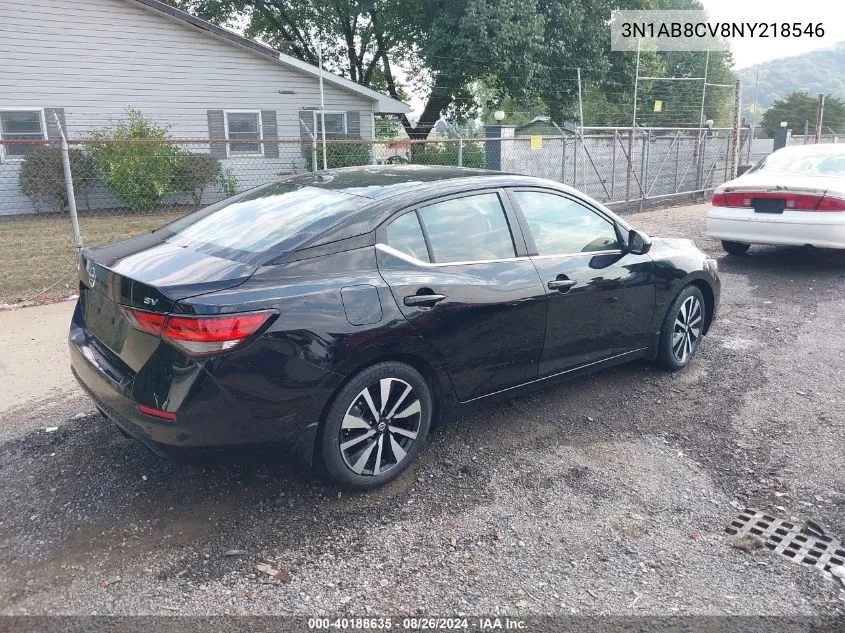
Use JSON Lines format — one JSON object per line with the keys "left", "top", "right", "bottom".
{"left": 70, "top": 166, "right": 720, "bottom": 489}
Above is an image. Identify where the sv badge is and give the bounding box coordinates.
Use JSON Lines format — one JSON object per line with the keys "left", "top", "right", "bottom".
{"left": 143, "top": 297, "right": 159, "bottom": 306}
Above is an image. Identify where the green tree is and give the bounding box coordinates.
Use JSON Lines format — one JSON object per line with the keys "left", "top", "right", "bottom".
{"left": 165, "top": 0, "right": 651, "bottom": 137}
{"left": 761, "top": 91, "right": 845, "bottom": 137}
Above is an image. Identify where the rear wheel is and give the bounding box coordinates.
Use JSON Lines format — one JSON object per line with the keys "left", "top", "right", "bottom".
{"left": 721, "top": 240, "right": 750, "bottom": 255}
{"left": 320, "top": 362, "right": 432, "bottom": 490}
{"left": 656, "top": 285, "right": 706, "bottom": 371}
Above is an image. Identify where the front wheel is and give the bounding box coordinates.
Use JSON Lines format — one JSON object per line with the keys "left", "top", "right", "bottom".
{"left": 656, "top": 285, "right": 706, "bottom": 371}
{"left": 721, "top": 240, "right": 750, "bottom": 255}
{"left": 320, "top": 362, "right": 432, "bottom": 490}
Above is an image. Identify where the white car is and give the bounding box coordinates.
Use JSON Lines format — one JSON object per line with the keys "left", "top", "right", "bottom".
{"left": 706, "top": 144, "right": 845, "bottom": 254}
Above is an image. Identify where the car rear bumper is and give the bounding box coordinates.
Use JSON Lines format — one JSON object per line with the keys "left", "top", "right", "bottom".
{"left": 69, "top": 300, "right": 339, "bottom": 453}
{"left": 706, "top": 207, "right": 845, "bottom": 248}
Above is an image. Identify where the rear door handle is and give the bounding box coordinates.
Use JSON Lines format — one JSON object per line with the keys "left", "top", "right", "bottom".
{"left": 404, "top": 293, "right": 446, "bottom": 307}
{"left": 547, "top": 279, "right": 577, "bottom": 291}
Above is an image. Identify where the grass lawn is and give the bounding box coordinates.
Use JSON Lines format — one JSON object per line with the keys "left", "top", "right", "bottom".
{"left": 0, "top": 209, "right": 187, "bottom": 303}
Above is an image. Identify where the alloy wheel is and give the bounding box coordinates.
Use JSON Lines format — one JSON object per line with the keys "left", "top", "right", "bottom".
{"left": 672, "top": 295, "right": 703, "bottom": 362}
{"left": 339, "top": 377, "right": 422, "bottom": 477}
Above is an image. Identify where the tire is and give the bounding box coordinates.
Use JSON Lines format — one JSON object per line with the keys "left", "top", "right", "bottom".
{"left": 722, "top": 240, "right": 750, "bottom": 255}
{"left": 656, "top": 285, "right": 706, "bottom": 371}
{"left": 320, "top": 361, "right": 432, "bottom": 490}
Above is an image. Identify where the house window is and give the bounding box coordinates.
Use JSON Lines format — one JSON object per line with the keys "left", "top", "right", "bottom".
{"left": 313, "top": 111, "right": 347, "bottom": 136}
{"left": 0, "top": 110, "right": 45, "bottom": 159}
{"left": 225, "top": 111, "right": 262, "bottom": 155}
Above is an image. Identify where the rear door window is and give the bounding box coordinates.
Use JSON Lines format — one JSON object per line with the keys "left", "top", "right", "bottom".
{"left": 416, "top": 193, "right": 515, "bottom": 263}
{"left": 385, "top": 212, "right": 431, "bottom": 262}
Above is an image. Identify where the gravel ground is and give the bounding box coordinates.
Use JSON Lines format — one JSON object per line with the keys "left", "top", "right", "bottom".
{"left": 1, "top": 202, "right": 845, "bottom": 616}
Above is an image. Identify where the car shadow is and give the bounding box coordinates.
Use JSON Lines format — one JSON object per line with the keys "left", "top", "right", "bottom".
{"left": 715, "top": 244, "right": 845, "bottom": 275}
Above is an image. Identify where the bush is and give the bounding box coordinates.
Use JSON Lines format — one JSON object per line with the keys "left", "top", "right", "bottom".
{"left": 173, "top": 153, "right": 221, "bottom": 207}
{"left": 306, "top": 136, "right": 372, "bottom": 170}
{"left": 18, "top": 145, "right": 96, "bottom": 212}
{"left": 411, "top": 141, "right": 484, "bottom": 168}
{"left": 89, "top": 107, "right": 182, "bottom": 210}
{"left": 217, "top": 167, "right": 239, "bottom": 198}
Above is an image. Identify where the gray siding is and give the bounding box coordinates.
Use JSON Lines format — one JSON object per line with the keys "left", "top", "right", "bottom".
{"left": 0, "top": 0, "right": 376, "bottom": 213}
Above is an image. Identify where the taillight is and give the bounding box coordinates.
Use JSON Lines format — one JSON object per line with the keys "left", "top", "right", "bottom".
{"left": 712, "top": 192, "right": 748, "bottom": 207}
{"left": 712, "top": 191, "right": 845, "bottom": 211}
{"left": 816, "top": 196, "right": 845, "bottom": 211}
{"left": 123, "top": 307, "right": 276, "bottom": 356}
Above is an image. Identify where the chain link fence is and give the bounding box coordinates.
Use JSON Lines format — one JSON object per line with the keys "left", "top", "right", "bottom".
{"left": 495, "top": 127, "right": 748, "bottom": 209}
{"left": 0, "top": 128, "right": 750, "bottom": 305}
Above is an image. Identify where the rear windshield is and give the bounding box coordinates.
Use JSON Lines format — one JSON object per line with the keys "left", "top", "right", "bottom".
{"left": 747, "top": 149, "right": 845, "bottom": 176}
{"left": 162, "top": 182, "right": 369, "bottom": 262}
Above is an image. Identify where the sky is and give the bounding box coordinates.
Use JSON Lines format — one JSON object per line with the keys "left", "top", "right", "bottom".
{"left": 699, "top": 0, "right": 845, "bottom": 69}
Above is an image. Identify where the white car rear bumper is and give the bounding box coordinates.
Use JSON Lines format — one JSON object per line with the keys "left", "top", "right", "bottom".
{"left": 706, "top": 207, "right": 845, "bottom": 249}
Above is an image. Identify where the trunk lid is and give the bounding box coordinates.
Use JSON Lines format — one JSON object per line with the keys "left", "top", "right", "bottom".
{"left": 80, "top": 234, "right": 256, "bottom": 359}
{"left": 722, "top": 173, "right": 845, "bottom": 197}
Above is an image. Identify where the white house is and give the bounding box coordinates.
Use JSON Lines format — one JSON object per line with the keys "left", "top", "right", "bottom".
{"left": 0, "top": 0, "right": 410, "bottom": 213}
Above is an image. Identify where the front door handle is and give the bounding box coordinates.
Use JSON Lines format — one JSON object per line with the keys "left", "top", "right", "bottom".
{"left": 404, "top": 293, "right": 446, "bottom": 307}
{"left": 548, "top": 279, "right": 577, "bottom": 292}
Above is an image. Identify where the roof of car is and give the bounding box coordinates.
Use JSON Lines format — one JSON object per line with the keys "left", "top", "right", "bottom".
{"left": 283, "top": 164, "right": 566, "bottom": 198}
{"left": 267, "top": 165, "right": 624, "bottom": 261}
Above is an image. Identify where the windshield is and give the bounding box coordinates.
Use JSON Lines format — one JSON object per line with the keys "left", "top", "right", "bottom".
{"left": 162, "top": 182, "right": 369, "bottom": 262}
{"left": 746, "top": 148, "right": 845, "bottom": 177}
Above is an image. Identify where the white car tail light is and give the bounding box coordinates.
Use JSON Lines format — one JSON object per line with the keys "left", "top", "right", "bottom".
{"left": 712, "top": 191, "right": 845, "bottom": 211}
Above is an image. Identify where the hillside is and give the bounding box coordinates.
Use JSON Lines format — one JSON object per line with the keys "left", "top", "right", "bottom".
{"left": 738, "top": 43, "right": 845, "bottom": 110}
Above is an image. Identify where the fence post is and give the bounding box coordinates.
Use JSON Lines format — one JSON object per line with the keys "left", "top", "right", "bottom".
{"left": 457, "top": 137, "right": 463, "bottom": 167}
{"left": 560, "top": 135, "right": 567, "bottom": 183}
{"left": 696, "top": 124, "right": 705, "bottom": 189}
{"left": 610, "top": 130, "right": 616, "bottom": 201}
{"left": 625, "top": 129, "right": 634, "bottom": 202}
{"left": 639, "top": 130, "right": 647, "bottom": 211}
{"left": 54, "top": 112, "right": 83, "bottom": 256}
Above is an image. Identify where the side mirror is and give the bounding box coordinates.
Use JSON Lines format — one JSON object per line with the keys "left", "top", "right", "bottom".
{"left": 627, "top": 229, "right": 652, "bottom": 255}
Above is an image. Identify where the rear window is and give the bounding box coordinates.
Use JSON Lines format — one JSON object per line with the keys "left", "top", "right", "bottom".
{"left": 747, "top": 149, "right": 845, "bottom": 176}
{"left": 162, "top": 182, "right": 369, "bottom": 262}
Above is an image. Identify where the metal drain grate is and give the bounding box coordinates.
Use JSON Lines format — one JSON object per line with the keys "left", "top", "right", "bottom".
{"left": 726, "top": 509, "right": 845, "bottom": 574}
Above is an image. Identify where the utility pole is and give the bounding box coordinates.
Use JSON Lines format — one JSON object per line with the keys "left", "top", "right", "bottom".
{"left": 626, "top": 39, "right": 641, "bottom": 202}
{"left": 696, "top": 51, "right": 710, "bottom": 190}
{"left": 699, "top": 51, "right": 710, "bottom": 128}
{"left": 747, "top": 65, "right": 759, "bottom": 163}
{"left": 318, "top": 40, "right": 327, "bottom": 171}
{"left": 731, "top": 79, "right": 742, "bottom": 178}
{"left": 577, "top": 67, "right": 585, "bottom": 191}
{"left": 814, "top": 93, "right": 826, "bottom": 144}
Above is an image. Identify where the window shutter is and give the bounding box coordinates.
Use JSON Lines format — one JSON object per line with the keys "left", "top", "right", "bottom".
{"left": 347, "top": 111, "right": 361, "bottom": 137}
{"left": 207, "top": 110, "right": 227, "bottom": 158}
{"left": 261, "top": 110, "right": 279, "bottom": 158}
{"left": 44, "top": 108, "right": 66, "bottom": 141}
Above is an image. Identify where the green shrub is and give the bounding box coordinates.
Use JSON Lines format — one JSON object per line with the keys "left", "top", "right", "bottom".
{"left": 18, "top": 145, "right": 96, "bottom": 212}
{"left": 89, "top": 107, "right": 182, "bottom": 210}
{"left": 410, "top": 141, "right": 484, "bottom": 168}
{"left": 217, "top": 168, "right": 239, "bottom": 198}
{"left": 173, "top": 152, "right": 222, "bottom": 207}
{"left": 306, "top": 136, "right": 372, "bottom": 170}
